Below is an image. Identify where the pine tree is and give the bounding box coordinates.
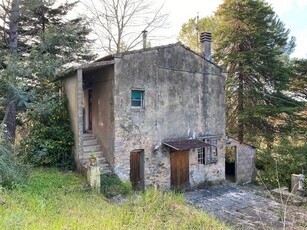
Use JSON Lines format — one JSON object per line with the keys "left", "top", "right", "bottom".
{"left": 213, "top": 0, "right": 303, "bottom": 143}
{"left": 18, "top": 0, "right": 93, "bottom": 62}
{"left": 291, "top": 58, "right": 307, "bottom": 99}
{"left": 0, "top": 0, "right": 94, "bottom": 141}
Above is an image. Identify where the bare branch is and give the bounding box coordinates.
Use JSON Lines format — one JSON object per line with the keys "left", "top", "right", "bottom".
{"left": 80, "top": 0, "right": 169, "bottom": 54}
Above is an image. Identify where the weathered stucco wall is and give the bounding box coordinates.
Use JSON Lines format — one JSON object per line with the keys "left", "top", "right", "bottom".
{"left": 227, "top": 138, "right": 256, "bottom": 184}
{"left": 189, "top": 144, "right": 225, "bottom": 186}
{"left": 113, "top": 44, "right": 226, "bottom": 189}
{"left": 83, "top": 66, "right": 115, "bottom": 166}
{"left": 63, "top": 71, "right": 83, "bottom": 169}
{"left": 204, "top": 74, "right": 226, "bottom": 135}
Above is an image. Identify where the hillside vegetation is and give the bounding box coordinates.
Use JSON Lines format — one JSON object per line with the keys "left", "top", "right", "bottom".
{"left": 0, "top": 168, "right": 228, "bottom": 229}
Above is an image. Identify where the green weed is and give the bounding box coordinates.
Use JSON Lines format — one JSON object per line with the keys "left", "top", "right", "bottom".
{"left": 100, "top": 173, "right": 132, "bottom": 198}
{"left": 0, "top": 168, "right": 229, "bottom": 229}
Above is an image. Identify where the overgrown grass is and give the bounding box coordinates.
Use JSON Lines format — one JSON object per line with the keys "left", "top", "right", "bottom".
{"left": 0, "top": 141, "right": 28, "bottom": 188}
{"left": 100, "top": 173, "right": 132, "bottom": 198}
{"left": 0, "top": 168, "right": 228, "bottom": 229}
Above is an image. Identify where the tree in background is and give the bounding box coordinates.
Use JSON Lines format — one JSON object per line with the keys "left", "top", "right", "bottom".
{"left": 0, "top": 0, "right": 94, "bottom": 142}
{"left": 178, "top": 16, "right": 215, "bottom": 53}
{"left": 0, "top": 0, "right": 20, "bottom": 141}
{"left": 179, "top": 0, "right": 304, "bottom": 144}
{"left": 213, "top": 0, "right": 304, "bottom": 143}
{"left": 291, "top": 58, "right": 307, "bottom": 100}
{"left": 18, "top": 0, "right": 93, "bottom": 62}
{"left": 81, "top": 0, "right": 168, "bottom": 54}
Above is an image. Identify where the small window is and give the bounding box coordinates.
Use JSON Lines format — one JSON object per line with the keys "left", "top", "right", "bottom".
{"left": 198, "top": 139, "right": 218, "bottom": 165}
{"left": 131, "top": 90, "right": 144, "bottom": 108}
{"left": 198, "top": 148, "right": 205, "bottom": 164}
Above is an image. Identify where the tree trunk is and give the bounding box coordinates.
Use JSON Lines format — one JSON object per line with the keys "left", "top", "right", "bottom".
{"left": 4, "top": 0, "right": 20, "bottom": 141}
{"left": 237, "top": 71, "right": 244, "bottom": 142}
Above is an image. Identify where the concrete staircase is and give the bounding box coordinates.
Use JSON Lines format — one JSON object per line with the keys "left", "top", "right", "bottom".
{"left": 80, "top": 133, "right": 112, "bottom": 175}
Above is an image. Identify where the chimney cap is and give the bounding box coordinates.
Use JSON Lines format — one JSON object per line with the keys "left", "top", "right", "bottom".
{"left": 200, "top": 32, "right": 211, "bottom": 42}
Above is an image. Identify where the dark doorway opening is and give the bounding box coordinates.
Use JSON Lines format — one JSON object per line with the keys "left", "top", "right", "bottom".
{"left": 88, "top": 89, "right": 93, "bottom": 130}
{"left": 225, "top": 146, "right": 236, "bottom": 182}
{"left": 170, "top": 151, "right": 189, "bottom": 189}
{"left": 130, "top": 150, "right": 144, "bottom": 190}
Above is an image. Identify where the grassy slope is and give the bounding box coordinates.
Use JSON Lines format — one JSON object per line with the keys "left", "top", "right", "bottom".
{"left": 0, "top": 168, "right": 228, "bottom": 229}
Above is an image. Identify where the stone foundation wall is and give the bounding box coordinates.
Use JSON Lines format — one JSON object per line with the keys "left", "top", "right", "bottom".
{"left": 113, "top": 133, "right": 171, "bottom": 189}
{"left": 189, "top": 142, "right": 225, "bottom": 186}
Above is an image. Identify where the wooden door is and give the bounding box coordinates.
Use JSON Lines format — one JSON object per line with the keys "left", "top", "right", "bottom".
{"left": 170, "top": 151, "right": 189, "bottom": 189}
{"left": 130, "top": 151, "right": 141, "bottom": 189}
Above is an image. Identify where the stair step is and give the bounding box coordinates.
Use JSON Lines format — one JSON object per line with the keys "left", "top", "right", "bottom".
{"left": 80, "top": 158, "right": 107, "bottom": 165}
{"left": 80, "top": 133, "right": 112, "bottom": 175}
{"left": 83, "top": 139, "right": 98, "bottom": 146}
{"left": 83, "top": 145, "right": 100, "bottom": 152}
{"left": 99, "top": 163, "right": 109, "bottom": 167}
{"left": 83, "top": 134, "right": 95, "bottom": 141}
{"left": 100, "top": 168, "right": 112, "bottom": 174}
{"left": 82, "top": 151, "right": 104, "bottom": 158}
{"left": 80, "top": 154, "right": 106, "bottom": 162}
{"left": 98, "top": 158, "right": 108, "bottom": 164}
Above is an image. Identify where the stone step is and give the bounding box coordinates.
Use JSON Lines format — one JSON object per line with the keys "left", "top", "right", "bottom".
{"left": 83, "top": 134, "right": 96, "bottom": 141}
{"left": 101, "top": 169, "right": 112, "bottom": 175}
{"left": 83, "top": 145, "right": 100, "bottom": 152}
{"left": 83, "top": 139, "right": 98, "bottom": 146}
{"left": 97, "top": 157, "right": 107, "bottom": 163}
{"left": 80, "top": 133, "right": 112, "bottom": 176}
{"left": 80, "top": 161, "right": 111, "bottom": 171}
{"left": 80, "top": 162, "right": 112, "bottom": 175}
{"left": 80, "top": 154, "right": 106, "bottom": 161}
{"left": 80, "top": 159, "right": 109, "bottom": 167}
{"left": 100, "top": 164, "right": 112, "bottom": 172}
{"left": 82, "top": 151, "right": 104, "bottom": 158}
{"left": 99, "top": 163, "right": 109, "bottom": 168}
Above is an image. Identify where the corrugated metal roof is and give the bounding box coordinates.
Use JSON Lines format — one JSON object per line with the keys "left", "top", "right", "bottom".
{"left": 163, "top": 139, "right": 212, "bottom": 151}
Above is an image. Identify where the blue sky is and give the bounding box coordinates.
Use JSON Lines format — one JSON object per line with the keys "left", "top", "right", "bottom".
{"left": 155, "top": 0, "right": 307, "bottom": 58}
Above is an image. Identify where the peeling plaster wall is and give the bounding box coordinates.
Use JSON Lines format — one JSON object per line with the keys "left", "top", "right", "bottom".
{"left": 83, "top": 66, "right": 115, "bottom": 166}
{"left": 63, "top": 72, "right": 83, "bottom": 170}
{"left": 113, "top": 44, "right": 226, "bottom": 189}
{"left": 227, "top": 138, "right": 256, "bottom": 184}
{"left": 189, "top": 144, "right": 225, "bottom": 186}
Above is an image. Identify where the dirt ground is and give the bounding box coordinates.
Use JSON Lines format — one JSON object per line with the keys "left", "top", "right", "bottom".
{"left": 185, "top": 183, "right": 307, "bottom": 229}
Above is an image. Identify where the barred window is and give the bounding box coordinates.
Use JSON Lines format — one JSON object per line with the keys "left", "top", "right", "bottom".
{"left": 198, "top": 139, "right": 218, "bottom": 164}
{"left": 198, "top": 148, "right": 205, "bottom": 164}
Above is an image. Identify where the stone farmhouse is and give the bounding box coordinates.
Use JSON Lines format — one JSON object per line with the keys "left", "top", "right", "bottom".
{"left": 60, "top": 32, "right": 244, "bottom": 190}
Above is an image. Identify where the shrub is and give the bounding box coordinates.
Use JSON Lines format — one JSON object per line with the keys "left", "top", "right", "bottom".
{"left": 20, "top": 95, "right": 74, "bottom": 170}
{"left": 0, "top": 141, "right": 28, "bottom": 188}
{"left": 100, "top": 173, "right": 132, "bottom": 198}
{"left": 256, "top": 139, "right": 307, "bottom": 189}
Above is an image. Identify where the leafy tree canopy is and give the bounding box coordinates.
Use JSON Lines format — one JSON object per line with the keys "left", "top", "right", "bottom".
{"left": 179, "top": 0, "right": 305, "bottom": 143}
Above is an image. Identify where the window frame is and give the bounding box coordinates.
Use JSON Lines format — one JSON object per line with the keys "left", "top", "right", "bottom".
{"left": 197, "top": 138, "right": 219, "bottom": 165}
{"left": 131, "top": 90, "right": 145, "bottom": 108}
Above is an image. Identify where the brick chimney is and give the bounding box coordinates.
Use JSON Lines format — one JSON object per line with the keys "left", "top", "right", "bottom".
{"left": 200, "top": 32, "right": 211, "bottom": 61}
{"left": 142, "top": 30, "right": 147, "bottom": 49}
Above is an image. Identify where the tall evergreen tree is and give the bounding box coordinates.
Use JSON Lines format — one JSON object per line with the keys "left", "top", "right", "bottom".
{"left": 18, "top": 0, "right": 93, "bottom": 62}
{"left": 0, "top": 0, "right": 94, "bottom": 141}
{"left": 213, "top": 0, "right": 302, "bottom": 143}
{"left": 2, "top": 0, "right": 20, "bottom": 140}
{"left": 291, "top": 58, "right": 307, "bottom": 99}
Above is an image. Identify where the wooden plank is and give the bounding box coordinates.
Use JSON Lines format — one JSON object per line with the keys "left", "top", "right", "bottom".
{"left": 130, "top": 152, "right": 140, "bottom": 189}
{"left": 171, "top": 151, "right": 189, "bottom": 189}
